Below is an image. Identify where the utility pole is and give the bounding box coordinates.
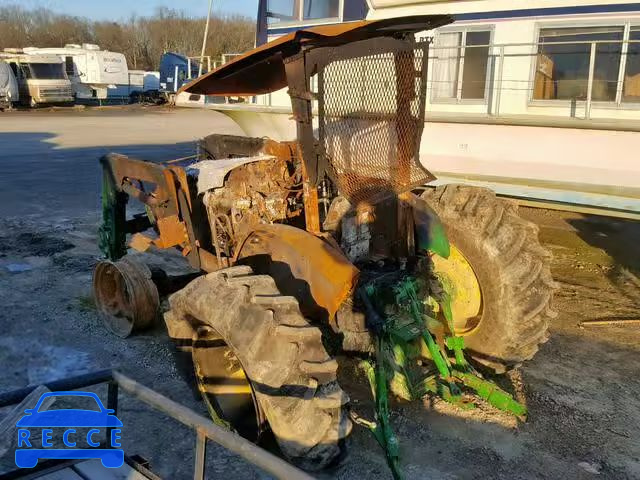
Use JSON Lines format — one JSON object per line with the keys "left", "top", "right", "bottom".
{"left": 199, "top": 0, "right": 214, "bottom": 77}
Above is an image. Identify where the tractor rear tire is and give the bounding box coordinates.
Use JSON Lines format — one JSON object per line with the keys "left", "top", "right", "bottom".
{"left": 421, "top": 185, "right": 557, "bottom": 373}
{"left": 165, "top": 266, "right": 352, "bottom": 470}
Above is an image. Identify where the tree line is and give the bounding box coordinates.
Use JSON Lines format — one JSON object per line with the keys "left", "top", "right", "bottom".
{"left": 0, "top": 5, "right": 256, "bottom": 71}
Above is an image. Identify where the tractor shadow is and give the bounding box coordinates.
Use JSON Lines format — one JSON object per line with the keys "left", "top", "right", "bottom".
{"left": 0, "top": 131, "right": 198, "bottom": 220}
{"left": 567, "top": 215, "right": 640, "bottom": 307}
{"left": 330, "top": 327, "right": 640, "bottom": 479}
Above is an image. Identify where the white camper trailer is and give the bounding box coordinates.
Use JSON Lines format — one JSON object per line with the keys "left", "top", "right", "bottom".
{"left": 0, "top": 51, "right": 73, "bottom": 106}
{"left": 23, "top": 44, "right": 128, "bottom": 100}
{"left": 0, "top": 60, "right": 19, "bottom": 108}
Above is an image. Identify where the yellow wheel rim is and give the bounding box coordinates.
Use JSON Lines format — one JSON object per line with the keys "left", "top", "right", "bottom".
{"left": 192, "top": 328, "right": 262, "bottom": 439}
{"left": 431, "top": 245, "right": 483, "bottom": 335}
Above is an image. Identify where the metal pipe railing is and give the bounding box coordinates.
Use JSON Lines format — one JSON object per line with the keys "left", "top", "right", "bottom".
{"left": 585, "top": 42, "right": 597, "bottom": 118}
{"left": 111, "top": 371, "right": 315, "bottom": 480}
{"left": 425, "top": 37, "right": 640, "bottom": 117}
{"left": 0, "top": 370, "right": 314, "bottom": 480}
{"left": 235, "top": 37, "right": 640, "bottom": 114}
{"left": 428, "top": 38, "right": 640, "bottom": 51}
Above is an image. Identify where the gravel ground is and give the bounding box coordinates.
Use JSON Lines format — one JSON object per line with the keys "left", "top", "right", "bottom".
{"left": 0, "top": 106, "right": 639, "bottom": 479}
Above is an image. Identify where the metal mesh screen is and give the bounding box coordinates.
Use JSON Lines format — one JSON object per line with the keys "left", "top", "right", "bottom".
{"left": 318, "top": 43, "right": 430, "bottom": 204}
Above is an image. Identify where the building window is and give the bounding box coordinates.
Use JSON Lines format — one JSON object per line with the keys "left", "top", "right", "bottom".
{"left": 267, "top": 0, "right": 341, "bottom": 24}
{"left": 623, "top": 26, "right": 640, "bottom": 102}
{"left": 303, "top": 0, "right": 339, "bottom": 20}
{"left": 533, "top": 26, "right": 624, "bottom": 102}
{"left": 267, "top": 0, "right": 297, "bottom": 24}
{"left": 432, "top": 30, "right": 491, "bottom": 101}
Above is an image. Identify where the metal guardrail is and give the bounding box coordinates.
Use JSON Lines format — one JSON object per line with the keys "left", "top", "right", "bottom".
{"left": 0, "top": 370, "right": 314, "bottom": 480}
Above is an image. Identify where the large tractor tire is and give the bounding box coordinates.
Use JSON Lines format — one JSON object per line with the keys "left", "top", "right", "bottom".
{"left": 165, "top": 266, "right": 351, "bottom": 470}
{"left": 421, "top": 185, "right": 557, "bottom": 372}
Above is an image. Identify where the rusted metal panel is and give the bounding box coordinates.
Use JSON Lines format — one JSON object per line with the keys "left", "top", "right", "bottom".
{"left": 101, "top": 153, "right": 213, "bottom": 271}
{"left": 180, "top": 15, "right": 452, "bottom": 96}
{"left": 235, "top": 224, "right": 359, "bottom": 320}
{"left": 168, "top": 166, "right": 192, "bottom": 210}
{"left": 300, "top": 150, "right": 321, "bottom": 234}
{"left": 155, "top": 215, "right": 188, "bottom": 248}
{"left": 129, "top": 232, "right": 153, "bottom": 252}
{"left": 199, "top": 247, "right": 227, "bottom": 272}
{"left": 102, "top": 153, "right": 179, "bottom": 219}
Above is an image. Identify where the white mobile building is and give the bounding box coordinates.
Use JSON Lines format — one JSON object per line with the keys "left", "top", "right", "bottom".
{"left": 215, "top": 0, "right": 640, "bottom": 218}
{"left": 23, "top": 44, "right": 129, "bottom": 100}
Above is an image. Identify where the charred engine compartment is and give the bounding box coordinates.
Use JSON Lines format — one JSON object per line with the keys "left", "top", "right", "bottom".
{"left": 202, "top": 157, "right": 306, "bottom": 257}
{"left": 194, "top": 134, "right": 407, "bottom": 266}
{"left": 195, "top": 134, "right": 319, "bottom": 259}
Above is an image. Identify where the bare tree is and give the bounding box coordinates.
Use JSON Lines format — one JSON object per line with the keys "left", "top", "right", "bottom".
{"left": 0, "top": 5, "right": 255, "bottom": 71}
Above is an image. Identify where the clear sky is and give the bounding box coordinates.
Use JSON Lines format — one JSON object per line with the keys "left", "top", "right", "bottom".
{"left": 13, "top": 0, "right": 258, "bottom": 20}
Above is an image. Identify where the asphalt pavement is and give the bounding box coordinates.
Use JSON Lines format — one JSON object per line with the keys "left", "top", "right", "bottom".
{"left": 0, "top": 106, "right": 242, "bottom": 219}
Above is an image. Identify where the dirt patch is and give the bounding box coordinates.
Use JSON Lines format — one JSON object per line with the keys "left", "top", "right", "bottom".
{"left": 0, "top": 208, "right": 639, "bottom": 479}
{"left": 0, "top": 232, "right": 74, "bottom": 257}
{"left": 53, "top": 253, "right": 97, "bottom": 272}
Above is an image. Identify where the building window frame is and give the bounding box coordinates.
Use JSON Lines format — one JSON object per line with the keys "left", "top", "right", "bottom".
{"left": 527, "top": 19, "right": 640, "bottom": 109}
{"left": 266, "top": 0, "right": 343, "bottom": 28}
{"left": 430, "top": 25, "right": 495, "bottom": 105}
{"left": 619, "top": 22, "right": 640, "bottom": 106}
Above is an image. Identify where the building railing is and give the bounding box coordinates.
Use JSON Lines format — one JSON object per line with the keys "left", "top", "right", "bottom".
{"left": 240, "top": 38, "right": 640, "bottom": 121}
{"left": 426, "top": 38, "right": 640, "bottom": 119}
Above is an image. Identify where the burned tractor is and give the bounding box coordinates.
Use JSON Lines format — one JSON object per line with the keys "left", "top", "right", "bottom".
{"left": 93, "top": 16, "right": 556, "bottom": 473}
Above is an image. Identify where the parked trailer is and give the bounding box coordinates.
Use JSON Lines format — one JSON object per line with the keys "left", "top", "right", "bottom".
{"left": 23, "top": 44, "right": 128, "bottom": 100}
{"left": 0, "top": 51, "right": 73, "bottom": 107}
{"left": 108, "top": 70, "right": 161, "bottom": 103}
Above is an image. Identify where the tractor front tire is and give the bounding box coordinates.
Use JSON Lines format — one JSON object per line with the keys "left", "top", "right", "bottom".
{"left": 421, "top": 185, "right": 557, "bottom": 372}
{"left": 165, "top": 266, "right": 351, "bottom": 470}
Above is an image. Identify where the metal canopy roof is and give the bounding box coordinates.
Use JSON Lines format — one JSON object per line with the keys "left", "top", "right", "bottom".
{"left": 179, "top": 15, "right": 452, "bottom": 96}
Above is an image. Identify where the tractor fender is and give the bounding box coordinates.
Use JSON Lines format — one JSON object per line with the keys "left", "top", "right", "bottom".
{"left": 234, "top": 224, "right": 359, "bottom": 322}
{"left": 400, "top": 191, "right": 451, "bottom": 259}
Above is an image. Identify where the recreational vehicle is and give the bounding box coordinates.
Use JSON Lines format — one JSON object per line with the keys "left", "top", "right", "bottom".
{"left": 23, "top": 44, "right": 128, "bottom": 100}
{"left": 0, "top": 60, "right": 19, "bottom": 108}
{"left": 210, "top": 0, "right": 639, "bottom": 218}
{"left": 0, "top": 51, "right": 73, "bottom": 106}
